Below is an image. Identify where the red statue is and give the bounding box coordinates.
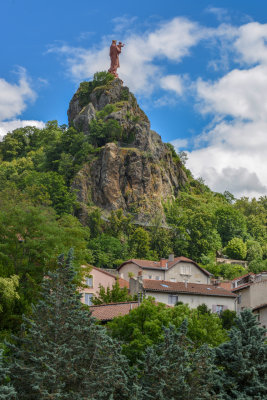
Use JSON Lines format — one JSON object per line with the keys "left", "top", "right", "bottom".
{"left": 108, "top": 40, "right": 124, "bottom": 78}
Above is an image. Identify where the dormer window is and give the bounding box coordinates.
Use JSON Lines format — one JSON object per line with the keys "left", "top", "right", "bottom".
{"left": 180, "top": 265, "right": 191, "bottom": 275}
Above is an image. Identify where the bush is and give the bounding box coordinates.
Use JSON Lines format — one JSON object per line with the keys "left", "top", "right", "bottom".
{"left": 78, "top": 71, "right": 115, "bottom": 107}
{"left": 224, "top": 237, "right": 247, "bottom": 260}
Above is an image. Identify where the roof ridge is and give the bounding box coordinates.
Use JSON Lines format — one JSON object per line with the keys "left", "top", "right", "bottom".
{"left": 90, "top": 301, "right": 138, "bottom": 308}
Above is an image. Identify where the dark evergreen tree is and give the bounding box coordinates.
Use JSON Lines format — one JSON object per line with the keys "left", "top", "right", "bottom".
{"left": 9, "top": 249, "right": 130, "bottom": 400}
{"left": 216, "top": 309, "right": 267, "bottom": 400}
{"left": 138, "top": 322, "right": 221, "bottom": 400}
{"left": 0, "top": 349, "right": 16, "bottom": 399}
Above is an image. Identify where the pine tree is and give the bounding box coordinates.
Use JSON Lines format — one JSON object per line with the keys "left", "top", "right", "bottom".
{"left": 0, "top": 349, "right": 16, "bottom": 399}
{"left": 216, "top": 308, "right": 267, "bottom": 399}
{"left": 9, "top": 249, "right": 130, "bottom": 400}
{"left": 138, "top": 322, "right": 220, "bottom": 400}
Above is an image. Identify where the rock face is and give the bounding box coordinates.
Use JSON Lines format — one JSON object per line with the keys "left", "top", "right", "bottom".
{"left": 68, "top": 77, "right": 187, "bottom": 222}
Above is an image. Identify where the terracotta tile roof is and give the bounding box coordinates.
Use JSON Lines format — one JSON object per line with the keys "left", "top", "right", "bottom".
{"left": 118, "top": 278, "right": 129, "bottom": 288}
{"left": 253, "top": 303, "right": 267, "bottom": 311}
{"left": 118, "top": 257, "right": 211, "bottom": 276}
{"left": 232, "top": 273, "right": 254, "bottom": 282}
{"left": 143, "top": 279, "right": 237, "bottom": 298}
{"left": 90, "top": 301, "right": 139, "bottom": 321}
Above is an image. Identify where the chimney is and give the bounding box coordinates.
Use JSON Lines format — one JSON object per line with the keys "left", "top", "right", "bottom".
{"left": 168, "top": 254, "right": 174, "bottom": 262}
{"left": 211, "top": 278, "right": 220, "bottom": 287}
{"left": 160, "top": 258, "right": 167, "bottom": 268}
{"left": 138, "top": 270, "right": 143, "bottom": 283}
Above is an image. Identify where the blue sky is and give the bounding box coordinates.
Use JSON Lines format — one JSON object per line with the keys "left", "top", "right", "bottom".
{"left": 1, "top": 0, "right": 267, "bottom": 198}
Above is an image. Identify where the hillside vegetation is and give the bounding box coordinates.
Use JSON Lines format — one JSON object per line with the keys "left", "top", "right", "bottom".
{"left": 0, "top": 72, "right": 266, "bottom": 337}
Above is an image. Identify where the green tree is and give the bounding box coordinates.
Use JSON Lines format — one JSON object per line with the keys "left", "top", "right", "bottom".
{"left": 0, "top": 276, "right": 20, "bottom": 335}
{"left": 165, "top": 194, "right": 222, "bottom": 261}
{"left": 0, "top": 275, "right": 19, "bottom": 314}
{"left": 89, "top": 118, "right": 123, "bottom": 147}
{"left": 216, "top": 309, "right": 267, "bottom": 399}
{"left": 203, "top": 262, "right": 247, "bottom": 280}
{"left": 248, "top": 259, "right": 267, "bottom": 274}
{"left": 0, "top": 189, "right": 91, "bottom": 332}
{"left": 139, "top": 323, "right": 220, "bottom": 400}
{"left": 20, "top": 170, "right": 76, "bottom": 215}
{"left": 92, "top": 279, "right": 133, "bottom": 305}
{"left": 215, "top": 206, "right": 247, "bottom": 246}
{"left": 246, "top": 239, "right": 263, "bottom": 262}
{"left": 0, "top": 349, "right": 16, "bottom": 399}
{"left": 219, "top": 309, "right": 236, "bottom": 330}
{"left": 87, "top": 208, "right": 103, "bottom": 238}
{"left": 88, "top": 233, "right": 129, "bottom": 268}
{"left": 224, "top": 237, "right": 247, "bottom": 260}
{"left": 108, "top": 300, "right": 227, "bottom": 364}
{"left": 9, "top": 250, "right": 130, "bottom": 400}
{"left": 106, "top": 209, "right": 133, "bottom": 239}
{"left": 149, "top": 213, "right": 173, "bottom": 258}
{"left": 129, "top": 227, "right": 152, "bottom": 259}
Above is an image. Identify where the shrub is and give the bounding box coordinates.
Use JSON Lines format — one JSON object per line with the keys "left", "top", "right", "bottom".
{"left": 224, "top": 237, "right": 247, "bottom": 260}
{"left": 78, "top": 71, "right": 115, "bottom": 107}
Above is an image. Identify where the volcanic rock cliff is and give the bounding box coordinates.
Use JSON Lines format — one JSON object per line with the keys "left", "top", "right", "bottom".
{"left": 68, "top": 76, "right": 187, "bottom": 222}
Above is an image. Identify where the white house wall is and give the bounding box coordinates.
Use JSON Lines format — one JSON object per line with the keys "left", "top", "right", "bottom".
{"left": 165, "top": 262, "right": 210, "bottom": 284}
{"left": 145, "top": 290, "right": 236, "bottom": 311}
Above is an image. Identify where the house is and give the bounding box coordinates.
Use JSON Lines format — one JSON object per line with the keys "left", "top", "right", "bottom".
{"left": 118, "top": 254, "right": 212, "bottom": 284}
{"left": 90, "top": 301, "right": 139, "bottom": 322}
{"left": 79, "top": 266, "right": 129, "bottom": 306}
{"left": 129, "top": 275, "right": 237, "bottom": 312}
{"left": 232, "top": 272, "right": 267, "bottom": 328}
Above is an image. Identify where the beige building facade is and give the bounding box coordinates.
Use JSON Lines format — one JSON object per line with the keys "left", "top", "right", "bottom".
{"left": 118, "top": 256, "right": 211, "bottom": 285}
{"left": 232, "top": 272, "right": 267, "bottom": 328}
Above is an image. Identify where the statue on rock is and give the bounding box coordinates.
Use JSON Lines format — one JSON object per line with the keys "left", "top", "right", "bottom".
{"left": 108, "top": 40, "right": 124, "bottom": 78}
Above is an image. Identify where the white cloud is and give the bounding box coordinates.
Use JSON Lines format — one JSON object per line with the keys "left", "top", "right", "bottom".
{"left": 0, "top": 69, "right": 45, "bottom": 140}
{"left": 112, "top": 16, "right": 137, "bottom": 33}
{"left": 205, "top": 7, "right": 231, "bottom": 22}
{"left": 189, "top": 20, "right": 267, "bottom": 198}
{"left": 0, "top": 68, "right": 36, "bottom": 121}
{"left": 196, "top": 65, "right": 267, "bottom": 120}
{"left": 234, "top": 22, "right": 267, "bottom": 65}
{"left": 0, "top": 120, "right": 45, "bottom": 140}
{"left": 171, "top": 138, "right": 188, "bottom": 151}
{"left": 160, "top": 75, "right": 183, "bottom": 95}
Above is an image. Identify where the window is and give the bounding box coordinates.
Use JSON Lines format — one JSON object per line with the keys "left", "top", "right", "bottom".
{"left": 85, "top": 277, "right": 93, "bottom": 288}
{"left": 237, "top": 294, "right": 242, "bottom": 304}
{"left": 148, "top": 275, "right": 152, "bottom": 279}
{"left": 168, "top": 294, "right": 178, "bottom": 305}
{"left": 155, "top": 276, "right": 160, "bottom": 280}
{"left": 170, "top": 278, "right": 176, "bottom": 282}
{"left": 180, "top": 265, "right": 191, "bottom": 275}
{"left": 84, "top": 293, "right": 93, "bottom": 306}
{"left": 216, "top": 305, "right": 224, "bottom": 314}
